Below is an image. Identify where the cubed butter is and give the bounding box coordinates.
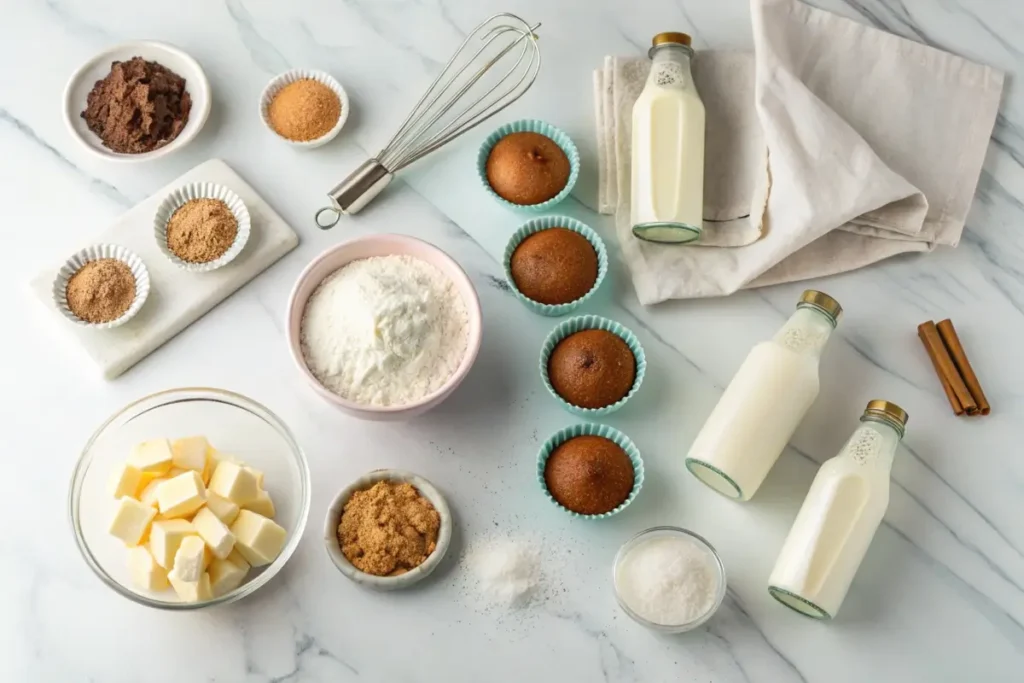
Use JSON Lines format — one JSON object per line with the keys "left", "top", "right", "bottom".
{"left": 204, "top": 493, "right": 240, "bottom": 525}
{"left": 245, "top": 466, "right": 265, "bottom": 489}
{"left": 192, "top": 507, "right": 236, "bottom": 559}
{"left": 168, "top": 570, "right": 213, "bottom": 603}
{"left": 171, "top": 436, "right": 209, "bottom": 473}
{"left": 173, "top": 535, "right": 207, "bottom": 582}
{"left": 209, "top": 461, "right": 259, "bottom": 506}
{"left": 108, "top": 497, "right": 157, "bottom": 546}
{"left": 138, "top": 477, "right": 167, "bottom": 508}
{"left": 127, "top": 439, "right": 174, "bottom": 474}
{"left": 209, "top": 553, "right": 249, "bottom": 597}
{"left": 201, "top": 448, "right": 221, "bottom": 485}
{"left": 149, "top": 519, "right": 196, "bottom": 568}
{"left": 127, "top": 546, "right": 169, "bottom": 591}
{"left": 230, "top": 510, "right": 286, "bottom": 567}
{"left": 156, "top": 471, "right": 206, "bottom": 518}
{"left": 244, "top": 489, "right": 275, "bottom": 518}
{"left": 108, "top": 462, "right": 144, "bottom": 499}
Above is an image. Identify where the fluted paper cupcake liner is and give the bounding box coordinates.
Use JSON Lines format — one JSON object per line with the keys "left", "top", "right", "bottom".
{"left": 503, "top": 216, "right": 608, "bottom": 317}
{"left": 154, "top": 182, "right": 251, "bottom": 272}
{"left": 260, "top": 68, "right": 349, "bottom": 148}
{"left": 540, "top": 315, "right": 646, "bottom": 416}
{"left": 537, "top": 423, "right": 644, "bottom": 520}
{"left": 477, "top": 118, "right": 580, "bottom": 211}
{"left": 52, "top": 244, "right": 150, "bottom": 329}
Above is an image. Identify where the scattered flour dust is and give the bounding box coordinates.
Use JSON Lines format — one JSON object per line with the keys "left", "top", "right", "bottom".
{"left": 300, "top": 255, "right": 469, "bottom": 406}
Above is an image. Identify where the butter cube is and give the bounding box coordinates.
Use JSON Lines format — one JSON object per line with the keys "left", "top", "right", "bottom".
{"left": 149, "top": 519, "right": 196, "bottom": 569}
{"left": 192, "top": 507, "right": 236, "bottom": 559}
{"left": 230, "top": 510, "right": 286, "bottom": 567}
{"left": 204, "top": 493, "right": 240, "bottom": 525}
{"left": 156, "top": 471, "right": 206, "bottom": 519}
{"left": 245, "top": 466, "right": 265, "bottom": 489}
{"left": 138, "top": 477, "right": 167, "bottom": 508}
{"left": 209, "top": 461, "right": 259, "bottom": 506}
{"left": 173, "top": 535, "right": 207, "bottom": 582}
{"left": 109, "top": 497, "right": 157, "bottom": 546}
{"left": 209, "top": 553, "right": 249, "bottom": 597}
{"left": 171, "top": 436, "right": 209, "bottom": 473}
{"left": 127, "top": 439, "right": 174, "bottom": 475}
{"left": 201, "top": 449, "right": 221, "bottom": 485}
{"left": 109, "top": 462, "right": 144, "bottom": 499}
{"left": 244, "top": 489, "right": 275, "bottom": 518}
{"left": 127, "top": 546, "right": 168, "bottom": 591}
{"left": 168, "top": 570, "right": 213, "bottom": 603}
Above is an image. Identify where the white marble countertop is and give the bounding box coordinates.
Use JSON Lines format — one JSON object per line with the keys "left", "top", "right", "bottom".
{"left": 4, "top": 0, "right": 1024, "bottom": 681}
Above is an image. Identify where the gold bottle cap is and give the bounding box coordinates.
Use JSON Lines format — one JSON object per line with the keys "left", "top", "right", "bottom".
{"left": 798, "top": 290, "right": 842, "bottom": 325}
{"left": 863, "top": 400, "right": 909, "bottom": 429}
{"left": 652, "top": 32, "right": 693, "bottom": 48}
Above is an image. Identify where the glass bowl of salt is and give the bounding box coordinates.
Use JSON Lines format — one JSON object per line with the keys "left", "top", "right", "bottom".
{"left": 612, "top": 526, "right": 726, "bottom": 633}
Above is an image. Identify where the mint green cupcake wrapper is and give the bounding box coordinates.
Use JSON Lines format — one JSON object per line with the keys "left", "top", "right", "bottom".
{"left": 537, "top": 423, "right": 644, "bottom": 520}
{"left": 477, "top": 119, "right": 580, "bottom": 211}
{"left": 503, "top": 216, "right": 608, "bottom": 317}
{"left": 540, "top": 315, "right": 646, "bottom": 416}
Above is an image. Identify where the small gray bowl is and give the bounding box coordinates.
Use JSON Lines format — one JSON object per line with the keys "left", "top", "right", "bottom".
{"left": 324, "top": 469, "right": 452, "bottom": 590}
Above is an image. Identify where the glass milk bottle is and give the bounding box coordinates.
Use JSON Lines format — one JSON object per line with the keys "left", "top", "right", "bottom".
{"left": 630, "top": 32, "right": 706, "bottom": 244}
{"left": 685, "top": 291, "right": 842, "bottom": 501}
{"left": 768, "top": 400, "right": 908, "bottom": 620}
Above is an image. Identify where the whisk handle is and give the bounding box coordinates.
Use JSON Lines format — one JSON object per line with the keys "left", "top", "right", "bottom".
{"left": 326, "top": 159, "right": 394, "bottom": 218}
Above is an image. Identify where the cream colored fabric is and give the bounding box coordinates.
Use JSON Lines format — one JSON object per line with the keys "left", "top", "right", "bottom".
{"left": 594, "top": 0, "right": 1004, "bottom": 303}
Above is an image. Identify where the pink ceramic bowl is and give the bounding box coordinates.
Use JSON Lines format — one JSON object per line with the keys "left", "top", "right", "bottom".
{"left": 286, "top": 234, "right": 483, "bottom": 420}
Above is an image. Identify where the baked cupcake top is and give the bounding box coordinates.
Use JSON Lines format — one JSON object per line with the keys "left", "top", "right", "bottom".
{"left": 544, "top": 435, "right": 634, "bottom": 515}
{"left": 510, "top": 228, "right": 597, "bottom": 305}
{"left": 548, "top": 329, "right": 636, "bottom": 409}
{"left": 486, "top": 131, "right": 571, "bottom": 205}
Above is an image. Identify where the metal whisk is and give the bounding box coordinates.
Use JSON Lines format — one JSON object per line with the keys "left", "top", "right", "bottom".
{"left": 316, "top": 12, "right": 541, "bottom": 226}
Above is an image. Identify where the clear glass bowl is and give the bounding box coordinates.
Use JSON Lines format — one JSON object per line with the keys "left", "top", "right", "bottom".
{"left": 69, "top": 387, "right": 311, "bottom": 610}
{"left": 612, "top": 526, "right": 727, "bottom": 632}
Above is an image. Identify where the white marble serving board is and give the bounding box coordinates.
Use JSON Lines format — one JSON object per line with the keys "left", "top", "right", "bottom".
{"left": 28, "top": 158, "right": 299, "bottom": 379}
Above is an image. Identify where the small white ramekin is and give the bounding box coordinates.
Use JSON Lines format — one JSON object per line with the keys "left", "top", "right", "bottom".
{"left": 154, "top": 182, "right": 251, "bottom": 272}
{"left": 52, "top": 244, "right": 150, "bottom": 329}
{"left": 259, "top": 69, "right": 349, "bottom": 148}
{"left": 324, "top": 469, "right": 452, "bottom": 590}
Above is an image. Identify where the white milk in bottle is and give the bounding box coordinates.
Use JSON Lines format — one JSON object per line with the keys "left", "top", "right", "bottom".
{"left": 768, "top": 400, "right": 908, "bottom": 619}
{"left": 685, "top": 291, "right": 842, "bottom": 501}
{"left": 630, "top": 32, "right": 705, "bottom": 244}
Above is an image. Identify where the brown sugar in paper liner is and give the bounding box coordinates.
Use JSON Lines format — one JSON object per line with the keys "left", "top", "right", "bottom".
{"left": 936, "top": 319, "right": 990, "bottom": 415}
{"left": 918, "top": 321, "right": 975, "bottom": 415}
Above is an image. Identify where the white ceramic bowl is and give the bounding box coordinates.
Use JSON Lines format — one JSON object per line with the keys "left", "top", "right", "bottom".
{"left": 324, "top": 469, "right": 452, "bottom": 590}
{"left": 260, "top": 69, "right": 349, "bottom": 148}
{"left": 52, "top": 244, "right": 150, "bottom": 329}
{"left": 70, "top": 388, "right": 311, "bottom": 610}
{"left": 63, "top": 41, "right": 211, "bottom": 162}
{"left": 154, "top": 182, "right": 251, "bottom": 272}
{"left": 285, "top": 234, "right": 483, "bottom": 421}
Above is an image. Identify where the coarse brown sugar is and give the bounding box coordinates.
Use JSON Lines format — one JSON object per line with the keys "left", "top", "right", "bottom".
{"left": 65, "top": 258, "right": 136, "bottom": 323}
{"left": 166, "top": 198, "right": 238, "bottom": 264}
{"left": 338, "top": 481, "right": 440, "bottom": 576}
{"left": 268, "top": 79, "right": 341, "bottom": 142}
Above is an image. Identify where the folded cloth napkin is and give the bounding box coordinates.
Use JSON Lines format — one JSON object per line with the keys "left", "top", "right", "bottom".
{"left": 595, "top": 0, "right": 1004, "bottom": 304}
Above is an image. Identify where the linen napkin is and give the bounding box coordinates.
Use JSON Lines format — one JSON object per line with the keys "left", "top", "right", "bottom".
{"left": 595, "top": 0, "right": 1004, "bottom": 304}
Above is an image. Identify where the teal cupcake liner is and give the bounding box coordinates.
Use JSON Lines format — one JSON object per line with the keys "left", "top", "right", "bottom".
{"left": 503, "top": 216, "right": 608, "bottom": 317}
{"left": 537, "top": 423, "right": 644, "bottom": 520}
{"left": 540, "top": 315, "right": 646, "bottom": 416}
{"left": 477, "top": 119, "right": 580, "bottom": 212}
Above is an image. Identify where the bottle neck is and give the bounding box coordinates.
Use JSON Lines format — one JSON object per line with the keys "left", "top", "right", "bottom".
{"left": 841, "top": 418, "right": 902, "bottom": 471}
{"left": 648, "top": 45, "right": 695, "bottom": 89}
{"left": 771, "top": 307, "right": 835, "bottom": 358}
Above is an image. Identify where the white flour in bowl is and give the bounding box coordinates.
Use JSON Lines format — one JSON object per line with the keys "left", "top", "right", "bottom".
{"left": 300, "top": 255, "right": 469, "bottom": 406}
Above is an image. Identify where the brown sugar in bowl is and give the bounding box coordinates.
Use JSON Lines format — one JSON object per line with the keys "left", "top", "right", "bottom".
{"left": 537, "top": 423, "right": 644, "bottom": 519}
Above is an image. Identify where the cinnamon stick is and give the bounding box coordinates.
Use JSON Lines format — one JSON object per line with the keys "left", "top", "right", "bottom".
{"left": 936, "top": 319, "right": 990, "bottom": 415}
{"left": 918, "top": 321, "right": 976, "bottom": 415}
